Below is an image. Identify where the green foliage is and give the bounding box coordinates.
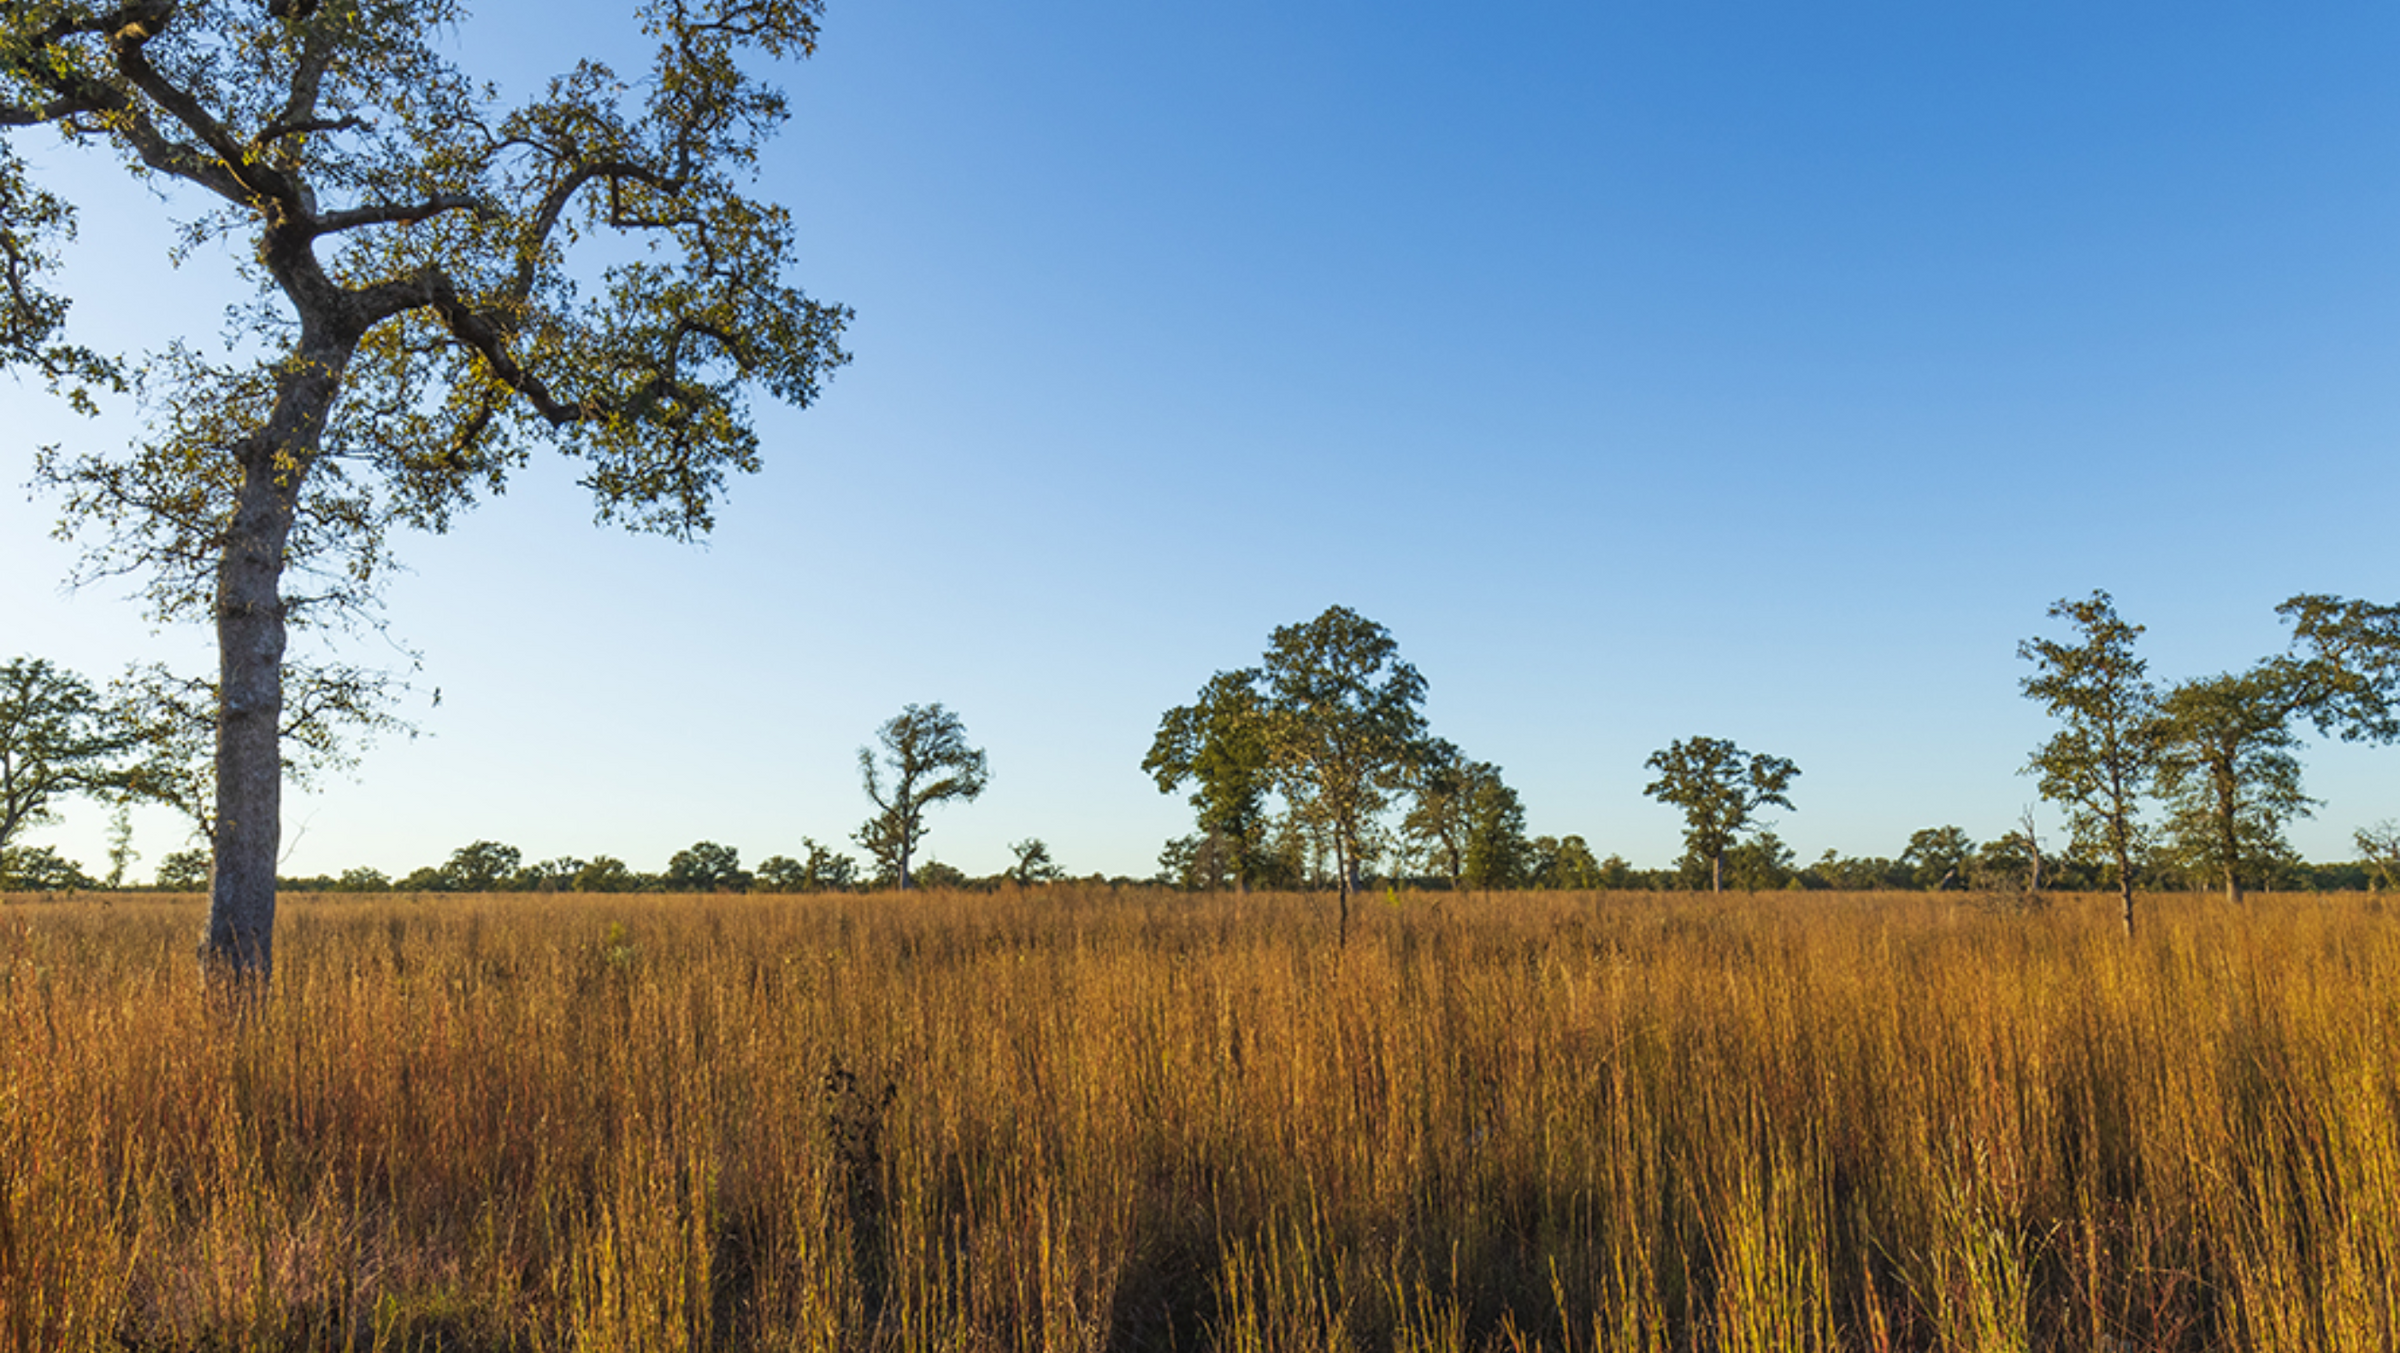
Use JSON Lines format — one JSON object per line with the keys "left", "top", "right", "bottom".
{"left": 1258, "top": 606, "right": 1428, "bottom": 901}
{"left": 911, "top": 860, "right": 970, "bottom": 890}
{"left": 2278, "top": 593, "right": 2400, "bottom": 743}
{"left": 155, "top": 848, "right": 211, "bottom": 891}
{"left": 1145, "top": 670, "right": 1276, "bottom": 890}
{"left": 2020, "top": 591, "right": 2160, "bottom": 927}
{"left": 856, "top": 704, "right": 987, "bottom": 890}
{"left": 1642, "top": 735, "right": 1800, "bottom": 893}
{"left": 0, "top": 844, "right": 95, "bottom": 891}
{"left": 1901, "top": 825, "right": 1976, "bottom": 890}
{"left": 2356, "top": 822, "right": 2400, "bottom": 892}
{"left": 572, "top": 856, "right": 642, "bottom": 894}
{"left": 2152, "top": 668, "right": 2312, "bottom": 900}
{"left": 10, "top": 0, "right": 852, "bottom": 619}
{"left": 0, "top": 656, "right": 133, "bottom": 873}
{"left": 5, "top": 0, "right": 849, "bottom": 974}
{"left": 435, "top": 841, "right": 523, "bottom": 893}
{"left": 0, "top": 139, "right": 121, "bottom": 407}
{"left": 1724, "top": 830, "right": 1798, "bottom": 891}
{"left": 1457, "top": 773, "right": 1533, "bottom": 890}
{"left": 755, "top": 838, "right": 857, "bottom": 892}
{"left": 1008, "top": 838, "right": 1064, "bottom": 886}
{"left": 1529, "top": 834, "right": 1604, "bottom": 890}
{"left": 664, "top": 840, "right": 749, "bottom": 892}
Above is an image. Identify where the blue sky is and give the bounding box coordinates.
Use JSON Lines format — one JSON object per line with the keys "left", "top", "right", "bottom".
{"left": 6, "top": 1, "right": 2397, "bottom": 881}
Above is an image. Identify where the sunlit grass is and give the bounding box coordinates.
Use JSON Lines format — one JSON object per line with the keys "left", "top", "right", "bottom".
{"left": 2, "top": 886, "right": 2395, "bottom": 1350}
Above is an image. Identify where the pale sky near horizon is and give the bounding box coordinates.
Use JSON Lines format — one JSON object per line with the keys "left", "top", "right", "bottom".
{"left": 5, "top": 1, "right": 2397, "bottom": 883}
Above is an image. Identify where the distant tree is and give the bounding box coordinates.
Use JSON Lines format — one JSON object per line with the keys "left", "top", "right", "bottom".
{"left": 856, "top": 704, "right": 987, "bottom": 891}
{"left": 7, "top": 0, "right": 851, "bottom": 982}
{"left": 435, "top": 841, "right": 523, "bottom": 893}
{"left": 1969, "top": 814, "right": 2047, "bottom": 896}
{"left": 1459, "top": 774, "right": 1534, "bottom": 890}
{"left": 1008, "top": 839, "right": 1064, "bottom": 886}
{"left": 789, "top": 838, "right": 860, "bottom": 891}
{"left": 1901, "top": 825, "right": 1976, "bottom": 890}
{"left": 0, "top": 845, "right": 95, "bottom": 892}
{"left": 1259, "top": 606, "right": 1429, "bottom": 941}
{"left": 2357, "top": 821, "right": 2400, "bottom": 892}
{"left": 0, "top": 657, "right": 131, "bottom": 885}
{"left": 1157, "top": 832, "right": 1234, "bottom": 891}
{"left": 104, "top": 800, "right": 138, "bottom": 890}
{"left": 1399, "top": 738, "right": 1472, "bottom": 883}
{"left": 1642, "top": 735, "right": 1800, "bottom": 893}
{"left": 755, "top": 854, "right": 806, "bottom": 891}
{"left": 1531, "top": 833, "right": 1603, "bottom": 891}
{"left": 911, "top": 860, "right": 970, "bottom": 891}
{"left": 1724, "top": 830, "right": 1797, "bottom": 891}
{"left": 572, "top": 856, "right": 641, "bottom": 894}
{"left": 1144, "top": 670, "right": 1276, "bottom": 892}
{"left": 665, "top": 840, "right": 750, "bottom": 892}
{"left": 1596, "top": 852, "right": 1636, "bottom": 889}
{"left": 519, "top": 857, "right": 589, "bottom": 892}
{"left": 2019, "top": 591, "right": 2162, "bottom": 935}
{"left": 337, "top": 867, "right": 392, "bottom": 893}
{"left": 156, "top": 848, "right": 212, "bottom": 891}
{"left": 2152, "top": 668, "right": 2311, "bottom": 903}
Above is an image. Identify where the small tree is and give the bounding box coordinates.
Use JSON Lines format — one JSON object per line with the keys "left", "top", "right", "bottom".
{"left": 1532, "top": 833, "right": 1604, "bottom": 891}
{"left": 1008, "top": 838, "right": 1064, "bottom": 886}
{"left": 1458, "top": 773, "right": 1533, "bottom": 891}
{"left": 2019, "top": 591, "right": 2161, "bottom": 935}
{"left": 665, "top": 840, "right": 749, "bottom": 892}
{"left": 1144, "top": 670, "right": 1276, "bottom": 892}
{"left": 1642, "top": 735, "right": 1800, "bottom": 893}
{"left": 1901, "top": 825, "right": 1976, "bottom": 890}
{"left": 856, "top": 704, "right": 987, "bottom": 891}
{"left": 1259, "top": 606, "right": 1428, "bottom": 942}
{"left": 2152, "top": 668, "right": 2311, "bottom": 903}
{"left": 2357, "top": 821, "right": 2400, "bottom": 892}
{"left": 434, "top": 840, "right": 523, "bottom": 893}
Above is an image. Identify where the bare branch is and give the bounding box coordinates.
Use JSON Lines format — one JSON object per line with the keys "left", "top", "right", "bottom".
{"left": 311, "top": 194, "right": 486, "bottom": 238}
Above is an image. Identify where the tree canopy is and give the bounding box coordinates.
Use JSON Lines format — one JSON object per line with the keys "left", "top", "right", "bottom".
{"left": 1641, "top": 736, "right": 1799, "bottom": 894}
{"left": 856, "top": 703, "right": 986, "bottom": 891}
{"left": 2020, "top": 591, "right": 2159, "bottom": 934}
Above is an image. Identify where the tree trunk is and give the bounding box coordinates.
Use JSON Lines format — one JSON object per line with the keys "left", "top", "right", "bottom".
{"left": 200, "top": 329, "right": 347, "bottom": 985}
{"left": 204, "top": 447, "right": 296, "bottom": 981}
{"left": 2113, "top": 844, "right": 2136, "bottom": 939}
{"left": 1711, "top": 850, "right": 1723, "bottom": 894}
{"left": 1335, "top": 834, "right": 1353, "bottom": 948}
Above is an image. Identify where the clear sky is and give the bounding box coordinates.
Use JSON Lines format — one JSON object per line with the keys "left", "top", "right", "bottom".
{"left": 6, "top": 1, "right": 2397, "bottom": 883}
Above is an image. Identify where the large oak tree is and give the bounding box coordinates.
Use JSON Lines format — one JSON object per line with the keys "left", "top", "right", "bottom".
{"left": 3, "top": 0, "right": 849, "bottom": 979}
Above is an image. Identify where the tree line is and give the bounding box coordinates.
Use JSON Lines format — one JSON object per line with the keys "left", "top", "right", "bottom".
{"left": 10, "top": 592, "right": 2400, "bottom": 904}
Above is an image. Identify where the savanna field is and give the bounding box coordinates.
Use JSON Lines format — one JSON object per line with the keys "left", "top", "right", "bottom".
{"left": 3, "top": 888, "right": 2396, "bottom": 1352}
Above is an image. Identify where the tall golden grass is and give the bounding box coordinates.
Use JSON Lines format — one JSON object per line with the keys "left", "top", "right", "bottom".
{"left": 1, "top": 886, "right": 2394, "bottom": 1351}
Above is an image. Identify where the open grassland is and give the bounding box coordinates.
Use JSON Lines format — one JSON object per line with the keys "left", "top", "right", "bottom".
{"left": 3, "top": 887, "right": 2397, "bottom": 1352}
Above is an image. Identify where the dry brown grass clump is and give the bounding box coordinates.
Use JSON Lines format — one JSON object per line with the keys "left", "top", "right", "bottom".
{"left": 2, "top": 886, "right": 2395, "bottom": 1351}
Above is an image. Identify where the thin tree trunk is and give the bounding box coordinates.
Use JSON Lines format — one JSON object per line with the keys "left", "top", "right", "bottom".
{"left": 1711, "top": 850, "right": 1723, "bottom": 894}
{"left": 2113, "top": 840, "right": 2136, "bottom": 938}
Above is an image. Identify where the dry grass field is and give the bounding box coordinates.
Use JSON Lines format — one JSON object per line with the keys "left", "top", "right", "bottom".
{"left": 2, "top": 886, "right": 2395, "bottom": 1351}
